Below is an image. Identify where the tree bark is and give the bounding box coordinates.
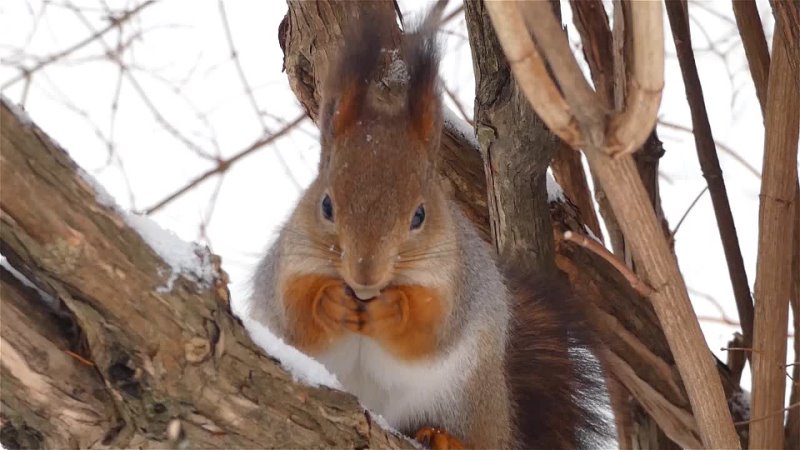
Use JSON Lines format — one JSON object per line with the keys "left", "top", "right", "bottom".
{"left": 462, "top": 0, "right": 557, "bottom": 275}
{"left": 0, "top": 99, "right": 411, "bottom": 449}
{"left": 749, "top": 14, "right": 800, "bottom": 449}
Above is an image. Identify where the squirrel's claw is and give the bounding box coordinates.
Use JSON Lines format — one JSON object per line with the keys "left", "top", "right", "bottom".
{"left": 414, "top": 427, "right": 465, "bottom": 450}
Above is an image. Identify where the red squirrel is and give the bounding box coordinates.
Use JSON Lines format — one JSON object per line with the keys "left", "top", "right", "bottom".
{"left": 249, "top": 2, "right": 611, "bottom": 448}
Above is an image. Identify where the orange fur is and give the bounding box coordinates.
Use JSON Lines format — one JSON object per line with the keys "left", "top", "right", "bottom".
{"left": 415, "top": 427, "right": 466, "bottom": 449}
{"left": 365, "top": 284, "right": 446, "bottom": 360}
{"left": 281, "top": 274, "right": 350, "bottom": 353}
{"left": 282, "top": 275, "right": 447, "bottom": 360}
{"left": 331, "top": 80, "right": 363, "bottom": 138}
{"left": 408, "top": 87, "right": 438, "bottom": 143}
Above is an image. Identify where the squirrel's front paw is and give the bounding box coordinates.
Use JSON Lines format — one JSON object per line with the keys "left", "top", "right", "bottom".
{"left": 414, "top": 427, "right": 466, "bottom": 450}
{"left": 314, "top": 282, "right": 364, "bottom": 332}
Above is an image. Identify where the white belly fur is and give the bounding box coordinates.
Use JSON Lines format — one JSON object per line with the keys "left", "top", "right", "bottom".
{"left": 315, "top": 333, "right": 477, "bottom": 431}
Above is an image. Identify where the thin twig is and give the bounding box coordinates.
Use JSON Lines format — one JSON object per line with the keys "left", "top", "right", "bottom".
{"left": 217, "top": 0, "right": 300, "bottom": 189}
{"left": 563, "top": 231, "right": 653, "bottom": 297}
{"left": 1, "top": 0, "right": 156, "bottom": 89}
{"left": 734, "top": 402, "right": 800, "bottom": 427}
{"left": 657, "top": 119, "right": 761, "bottom": 178}
{"left": 671, "top": 186, "right": 708, "bottom": 237}
{"left": 665, "top": 0, "right": 755, "bottom": 362}
{"left": 141, "top": 114, "right": 306, "bottom": 215}
{"left": 441, "top": 82, "right": 472, "bottom": 126}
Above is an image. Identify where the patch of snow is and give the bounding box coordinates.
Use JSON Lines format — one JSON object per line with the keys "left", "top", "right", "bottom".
{"left": 546, "top": 169, "right": 566, "bottom": 202}
{"left": 442, "top": 106, "right": 479, "bottom": 150}
{"left": 0, "top": 255, "right": 58, "bottom": 308}
{"left": 124, "top": 213, "right": 214, "bottom": 292}
{"left": 368, "top": 411, "right": 422, "bottom": 448}
{"left": 241, "top": 318, "right": 341, "bottom": 389}
{"left": 77, "top": 168, "right": 214, "bottom": 292}
{"left": 77, "top": 167, "right": 118, "bottom": 208}
{"left": 384, "top": 49, "right": 409, "bottom": 84}
{"left": 1, "top": 94, "right": 33, "bottom": 127}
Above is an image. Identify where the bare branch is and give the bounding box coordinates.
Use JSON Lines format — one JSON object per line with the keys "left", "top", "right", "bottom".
{"left": 732, "top": 0, "right": 770, "bottom": 114}
{"left": 1, "top": 0, "right": 156, "bottom": 90}
{"left": 483, "top": 1, "right": 582, "bottom": 147}
{"left": 606, "top": 0, "right": 664, "bottom": 156}
{"left": 518, "top": 0, "right": 606, "bottom": 148}
{"left": 749, "top": 16, "right": 800, "bottom": 448}
{"left": 664, "top": 0, "right": 755, "bottom": 363}
{"left": 563, "top": 231, "right": 652, "bottom": 297}
{"left": 141, "top": 114, "right": 306, "bottom": 215}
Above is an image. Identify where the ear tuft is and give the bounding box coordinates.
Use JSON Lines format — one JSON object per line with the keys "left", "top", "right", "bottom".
{"left": 323, "top": 12, "right": 386, "bottom": 139}
{"left": 405, "top": 0, "right": 446, "bottom": 142}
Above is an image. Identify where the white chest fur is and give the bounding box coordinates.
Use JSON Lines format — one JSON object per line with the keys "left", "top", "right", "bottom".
{"left": 315, "top": 333, "right": 477, "bottom": 431}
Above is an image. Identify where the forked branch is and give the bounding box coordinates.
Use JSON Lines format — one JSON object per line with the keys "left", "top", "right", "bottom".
{"left": 484, "top": 1, "right": 739, "bottom": 448}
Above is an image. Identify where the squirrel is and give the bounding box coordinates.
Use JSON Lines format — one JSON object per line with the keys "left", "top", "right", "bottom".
{"left": 248, "top": 2, "right": 611, "bottom": 448}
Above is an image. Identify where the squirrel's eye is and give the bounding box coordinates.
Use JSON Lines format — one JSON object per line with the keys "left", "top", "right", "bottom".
{"left": 411, "top": 204, "right": 425, "bottom": 230}
{"left": 321, "top": 194, "right": 334, "bottom": 222}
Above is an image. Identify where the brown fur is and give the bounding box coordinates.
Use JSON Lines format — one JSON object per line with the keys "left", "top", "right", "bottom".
{"left": 254, "top": 3, "right": 611, "bottom": 449}
{"left": 505, "top": 272, "right": 612, "bottom": 449}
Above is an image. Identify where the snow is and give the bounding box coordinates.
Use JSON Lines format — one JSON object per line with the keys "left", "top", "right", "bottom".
{"left": 385, "top": 49, "right": 409, "bottom": 84}
{"left": 241, "top": 318, "right": 341, "bottom": 389}
{"left": 1, "top": 94, "right": 33, "bottom": 127}
{"left": 79, "top": 164, "right": 214, "bottom": 292}
{"left": 124, "top": 213, "right": 214, "bottom": 292}
{"left": 546, "top": 169, "right": 566, "bottom": 202}
{"left": 442, "top": 106, "right": 480, "bottom": 150}
{"left": 0, "top": 255, "right": 58, "bottom": 308}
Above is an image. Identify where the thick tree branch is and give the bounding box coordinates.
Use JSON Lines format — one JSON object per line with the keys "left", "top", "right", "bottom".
{"left": 463, "top": 0, "right": 557, "bottom": 274}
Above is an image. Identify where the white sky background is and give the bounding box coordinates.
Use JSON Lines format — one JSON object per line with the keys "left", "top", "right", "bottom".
{"left": 0, "top": 0, "right": 794, "bottom": 405}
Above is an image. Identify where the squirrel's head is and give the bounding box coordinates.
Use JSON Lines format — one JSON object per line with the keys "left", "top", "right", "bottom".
{"left": 295, "top": 3, "right": 453, "bottom": 300}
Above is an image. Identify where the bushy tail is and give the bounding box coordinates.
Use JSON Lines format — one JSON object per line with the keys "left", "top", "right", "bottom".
{"left": 504, "top": 272, "right": 615, "bottom": 449}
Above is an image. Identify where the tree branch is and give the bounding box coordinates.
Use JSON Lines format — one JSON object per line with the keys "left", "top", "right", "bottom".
{"left": 0, "top": 99, "right": 410, "bottom": 449}
{"left": 486, "top": 1, "right": 740, "bottom": 447}
{"left": 749, "top": 16, "right": 800, "bottom": 449}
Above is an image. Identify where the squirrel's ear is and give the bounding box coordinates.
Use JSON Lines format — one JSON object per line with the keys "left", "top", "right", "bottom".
{"left": 330, "top": 79, "right": 367, "bottom": 138}
{"left": 320, "top": 13, "right": 385, "bottom": 140}
{"left": 405, "top": 1, "right": 444, "bottom": 143}
{"left": 406, "top": 50, "right": 439, "bottom": 143}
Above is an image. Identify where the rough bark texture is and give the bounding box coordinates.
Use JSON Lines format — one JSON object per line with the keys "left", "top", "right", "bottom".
{"left": 461, "top": 0, "right": 557, "bottom": 275}
{"left": 0, "top": 100, "right": 411, "bottom": 450}
{"left": 749, "top": 17, "right": 800, "bottom": 449}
